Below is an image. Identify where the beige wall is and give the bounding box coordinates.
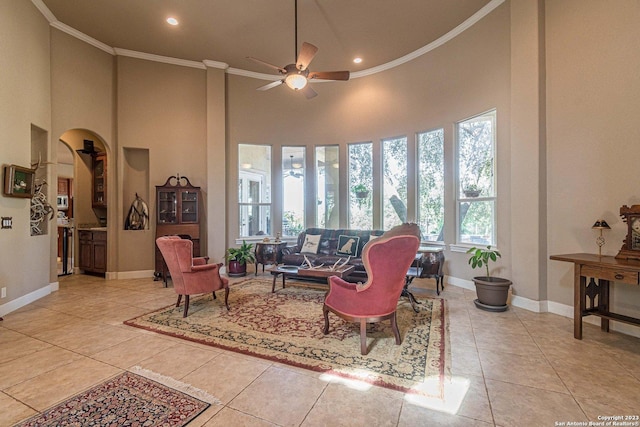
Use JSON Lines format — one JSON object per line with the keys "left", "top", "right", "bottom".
{"left": 117, "top": 57, "right": 208, "bottom": 272}
{"left": 226, "top": 2, "right": 512, "bottom": 282}
{"left": 546, "top": 0, "right": 640, "bottom": 322}
{"left": 0, "top": 0, "right": 51, "bottom": 306}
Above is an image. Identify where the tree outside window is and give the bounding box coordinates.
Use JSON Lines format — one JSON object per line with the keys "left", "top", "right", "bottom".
{"left": 457, "top": 110, "right": 496, "bottom": 245}
{"left": 348, "top": 142, "right": 373, "bottom": 229}
{"left": 382, "top": 136, "right": 408, "bottom": 230}
{"left": 418, "top": 129, "right": 444, "bottom": 241}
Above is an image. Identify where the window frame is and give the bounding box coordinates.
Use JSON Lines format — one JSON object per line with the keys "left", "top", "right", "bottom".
{"left": 455, "top": 109, "right": 497, "bottom": 247}
{"left": 417, "top": 128, "right": 445, "bottom": 243}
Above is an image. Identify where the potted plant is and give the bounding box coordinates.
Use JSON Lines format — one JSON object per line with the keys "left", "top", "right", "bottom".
{"left": 352, "top": 184, "right": 369, "bottom": 199}
{"left": 467, "top": 245, "right": 512, "bottom": 312}
{"left": 226, "top": 240, "right": 256, "bottom": 277}
{"left": 463, "top": 184, "right": 481, "bottom": 198}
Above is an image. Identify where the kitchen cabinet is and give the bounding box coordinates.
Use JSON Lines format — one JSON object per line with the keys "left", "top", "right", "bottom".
{"left": 79, "top": 229, "right": 106, "bottom": 274}
{"left": 92, "top": 153, "right": 106, "bottom": 208}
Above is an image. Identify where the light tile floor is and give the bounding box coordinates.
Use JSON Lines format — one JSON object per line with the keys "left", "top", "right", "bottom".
{"left": 1, "top": 273, "right": 640, "bottom": 426}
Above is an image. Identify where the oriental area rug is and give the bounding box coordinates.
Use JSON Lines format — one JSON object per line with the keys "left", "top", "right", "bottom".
{"left": 15, "top": 368, "right": 217, "bottom": 427}
{"left": 125, "top": 278, "right": 448, "bottom": 397}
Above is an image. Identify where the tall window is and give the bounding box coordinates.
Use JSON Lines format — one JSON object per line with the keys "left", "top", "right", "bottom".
{"left": 382, "top": 136, "right": 408, "bottom": 230}
{"left": 348, "top": 142, "right": 373, "bottom": 229}
{"left": 282, "top": 146, "right": 305, "bottom": 237}
{"left": 316, "top": 146, "right": 340, "bottom": 228}
{"left": 238, "top": 144, "right": 271, "bottom": 237}
{"left": 456, "top": 110, "right": 496, "bottom": 245}
{"left": 418, "top": 129, "right": 444, "bottom": 241}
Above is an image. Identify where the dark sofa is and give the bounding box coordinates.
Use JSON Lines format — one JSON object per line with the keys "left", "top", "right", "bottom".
{"left": 281, "top": 228, "right": 384, "bottom": 280}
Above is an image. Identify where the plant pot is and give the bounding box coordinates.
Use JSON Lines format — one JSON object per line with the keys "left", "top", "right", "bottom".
{"left": 355, "top": 191, "right": 369, "bottom": 199}
{"left": 464, "top": 190, "right": 481, "bottom": 198}
{"left": 227, "top": 260, "right": 247, "bottom": 277}
{"left": 472, "top": 276, "right": 512, "bottom": 312}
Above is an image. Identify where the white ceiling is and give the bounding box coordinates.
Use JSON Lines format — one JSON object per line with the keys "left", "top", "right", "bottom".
{"left": 38, "top": 0, "right": 494, "bottom": 77}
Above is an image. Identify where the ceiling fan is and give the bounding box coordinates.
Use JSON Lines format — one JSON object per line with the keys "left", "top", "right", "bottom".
{"left": 287, "top": 155, "right": 304, "bottom": 178}
{"left": 247, "top": 0, "right": 350, "bottom": 99}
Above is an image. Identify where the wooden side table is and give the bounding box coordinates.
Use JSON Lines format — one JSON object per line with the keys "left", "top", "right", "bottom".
{"left": 255, "top": 242, "right": 288, "bottom": 275}
{"left": 550, "top": 253, "right": 640, "bottom": 339}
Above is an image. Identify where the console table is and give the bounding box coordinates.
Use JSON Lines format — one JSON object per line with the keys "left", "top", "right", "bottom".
{"left": 550, "top": 253, "right": 640, "bottom": 339}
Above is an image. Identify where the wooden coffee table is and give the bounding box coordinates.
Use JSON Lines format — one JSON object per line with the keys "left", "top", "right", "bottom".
{"left": 269, "top": 264, "right": 355, "bottom": 292}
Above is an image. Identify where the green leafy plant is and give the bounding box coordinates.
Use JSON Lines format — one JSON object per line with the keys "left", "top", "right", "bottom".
{"left": 352, "top": 184, "right": 368, "bottom": 193}
{"left": 226, "top": 240, "right": 256, "bottom": 265}
{"left": 467, "top": 245, "right": 501, "bottom": 277}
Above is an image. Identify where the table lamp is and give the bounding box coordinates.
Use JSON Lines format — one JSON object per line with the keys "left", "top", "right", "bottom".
{"left": 592, "top": 219, "right": 611, "bottom": 256}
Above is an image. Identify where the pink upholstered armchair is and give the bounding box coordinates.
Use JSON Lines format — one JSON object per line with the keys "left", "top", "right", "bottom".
{"left": 323, "top": 223, "right": 421, "bottom": 354}
{"left": 156, "top": 236, "right": 230, "bottom": 317}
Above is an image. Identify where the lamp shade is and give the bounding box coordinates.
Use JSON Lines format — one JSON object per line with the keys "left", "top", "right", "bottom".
{"left": 592, "top": 219, "right": 611, "bottom": 229}
{"left": 285, "top": 73, "right": 308, "bottom": 90}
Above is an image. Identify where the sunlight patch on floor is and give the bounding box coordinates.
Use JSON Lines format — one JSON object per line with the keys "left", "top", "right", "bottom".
{"left": 319, "top": 372, "right": 374, "bottom": 391}
{"left": 404, "top": 375, "right": 470, "bottom": 414}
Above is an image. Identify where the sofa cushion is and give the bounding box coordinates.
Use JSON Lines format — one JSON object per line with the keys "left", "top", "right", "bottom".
{"left": 301, "top": 234, "right": 321, "bottom": 254}
{"left": 336, "top": 235, "right": 361, "bottom": 257}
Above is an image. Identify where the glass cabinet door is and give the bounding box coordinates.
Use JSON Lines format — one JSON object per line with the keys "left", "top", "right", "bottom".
{"left": 92, "top": 155, "right": 106, "bottom": 207}
{"left": 158, "top": 190, "right": 177, "bottom": 224}
{"left": 181, "top": 190, "right": 198, "bottom": 223}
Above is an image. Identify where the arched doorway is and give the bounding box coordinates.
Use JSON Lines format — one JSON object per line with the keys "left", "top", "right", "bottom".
{"left": 56, "top": 129, "right": 110, "bottom": 276}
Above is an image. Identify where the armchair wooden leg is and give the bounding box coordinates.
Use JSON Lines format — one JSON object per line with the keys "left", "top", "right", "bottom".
{"left": 183, "top": 295, "right": 190, "bottom": 317}
{"left": 323, "top": 305, "right": 330, "bottom": 334}
{"left": 212, "top": 291, "right": 217, "bottom": 300}
{"left": 360, "top": 319, "right": 368, "bottom": 355}
{"left": 224, "top": 287, "right": 230, "bottom": 310}
{"left": 391, "top": 311, "right": 402, "bottom": 345}
{"left": 176, "top": 294, "right": 182, "bottom": 307}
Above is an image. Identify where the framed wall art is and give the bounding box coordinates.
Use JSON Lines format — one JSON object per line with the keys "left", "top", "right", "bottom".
{"left": 3, "top": 164, "right": 35, "bottom": 198}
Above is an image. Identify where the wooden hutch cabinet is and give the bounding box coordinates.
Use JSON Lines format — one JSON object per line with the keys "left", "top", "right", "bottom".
{"left": 155, "top": 175, "right": 201, "bottom": 279}
{"left": 92, "top": 153, "right": 107, "bottom": 208}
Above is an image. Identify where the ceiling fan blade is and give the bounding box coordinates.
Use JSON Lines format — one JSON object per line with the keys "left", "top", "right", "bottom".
{"left": 296, "top": 42, "right": 318, "bottom": 71}
{"left": 300, "top": 84, "right": 317, "bottom": 99}
{"left": 257, "top": 80, "right": 283, "bottom": 91}
{"left": 247, "top": 57, "right": 286, "bottom": 74}
{"left": 308, "top": 71, "right": 350, "bottom": 81}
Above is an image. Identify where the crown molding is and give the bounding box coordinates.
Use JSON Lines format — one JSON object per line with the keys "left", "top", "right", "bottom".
{"left": 351, "top": 0, "right": 505, "bottom": 79}
{"left": 203, "top": 60, "right": 229, "bottom": 70}
{"left": 114, "top": 48, "right": 206, "bottom": 69}
{"left": 51, "top": 21, "right": 115, "bottom": 55}
{"left": 31, "top": 0, "right": 56, "bottom": 23}
{"left": 33, "top": 0, "right": 505, "bottom": 79}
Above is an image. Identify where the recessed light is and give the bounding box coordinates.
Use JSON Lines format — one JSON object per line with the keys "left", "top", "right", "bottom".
{"left": 353, "top": 57, "right": 363, "bottom": 64}
{"left": 166, "top": 17, "right": 179, "bottom": 26}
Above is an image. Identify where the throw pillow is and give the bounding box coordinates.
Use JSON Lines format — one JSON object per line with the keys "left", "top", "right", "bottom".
{"left": 336, "top": 235, "right": 361, "bottom": 257}
{"left": 301, "top": 234, "right": 322, "bottom": 254}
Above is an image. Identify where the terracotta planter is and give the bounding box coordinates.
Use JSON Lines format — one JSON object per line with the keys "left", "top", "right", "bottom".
{"left": 227, "top": 260, "right": 247, "bottom": 277}
{"left": 472, "top": 276, "right": 512, "bottom": 312}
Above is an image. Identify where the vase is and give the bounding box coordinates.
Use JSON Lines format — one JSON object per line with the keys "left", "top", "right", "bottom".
{"left": 227, "top": 260, "right": 247, "bottom": 277}
{"left": 472, "top": 276, "right": 512, "bottom": 312}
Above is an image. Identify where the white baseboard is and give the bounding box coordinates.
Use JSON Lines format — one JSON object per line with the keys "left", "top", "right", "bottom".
{"left": 0, "top": 282, "right": 57, "bottom": 317}
{"left": 447, "top": 277, "right": 640, "bottom": 339}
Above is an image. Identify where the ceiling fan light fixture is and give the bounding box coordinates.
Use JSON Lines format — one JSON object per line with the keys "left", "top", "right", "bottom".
{"left": 285, "top": 73, "right": 308, "bottom": 90}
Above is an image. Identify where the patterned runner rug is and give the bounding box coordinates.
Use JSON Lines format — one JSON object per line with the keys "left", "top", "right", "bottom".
{"left": 125, "top": 278, "right": 447, "bottom": 397}
{"left": 15, "top": 368, "right": 216, "bottom": 427}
